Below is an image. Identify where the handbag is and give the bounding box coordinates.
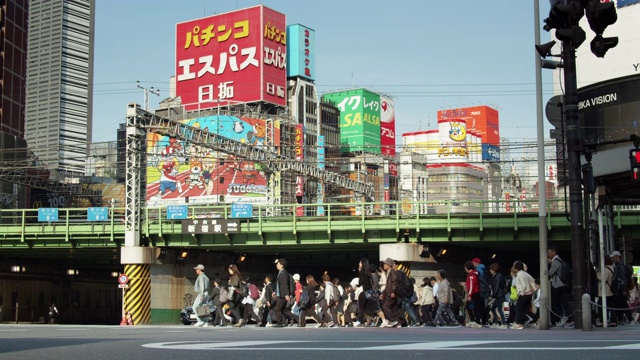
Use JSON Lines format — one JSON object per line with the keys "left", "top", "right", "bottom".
{"left": 364, "top": 289, "right": 378, "bottom": 300}
{"left": 364, "top": 274, "right": 378, "bottom": 300}
{"left": 195, "top": 304, "right": 211, "bottom": 317}
{"left": 287, "top": 295, "right": 296, "bottom": 308}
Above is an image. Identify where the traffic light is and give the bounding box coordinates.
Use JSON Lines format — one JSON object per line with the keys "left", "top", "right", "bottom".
{"left": 585, "top": 0, "right": 618, "bottom": 57}
{"left": 630, "top": 149, "right": 640, "bottom": 180}
{"left": 591, "top": 35, "right": 618, "bottom": 58}
{"left": 543, "top": 0, "right": 587, "bottom": 48}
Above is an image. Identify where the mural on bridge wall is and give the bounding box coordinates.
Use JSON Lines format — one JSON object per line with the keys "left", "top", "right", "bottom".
{"left": 145, "top": 115, "right": 281, "bottom": 208}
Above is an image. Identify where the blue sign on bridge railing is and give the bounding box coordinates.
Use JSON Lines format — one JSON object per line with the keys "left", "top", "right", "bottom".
{"left": 166, "top": 205, "right": 189, "bottom": 220}
{"left": 87, "top": 207, "right": 109, "bottom": 221}
{"left": 38, "top": 208, "right": 59, "bottom": 222}
{"left": 230, "top": 203, "right": 253, "bottom": 218}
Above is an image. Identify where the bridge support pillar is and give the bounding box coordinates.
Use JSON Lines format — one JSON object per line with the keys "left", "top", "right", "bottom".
{"left": 122, "top": 248, "right": 233, "bottom": 324}
{"left": 121, "top": 246, "right": 153, "bottom": 325}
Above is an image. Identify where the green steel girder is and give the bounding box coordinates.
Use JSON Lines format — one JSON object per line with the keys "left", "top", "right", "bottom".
{"left": 1, "top": 208, "right": 639, "bottom": 249}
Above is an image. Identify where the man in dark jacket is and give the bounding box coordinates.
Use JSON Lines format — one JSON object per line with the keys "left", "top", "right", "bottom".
{"left": 271, "top": 258, "right": 296, "bottom": 327}
{"left": 380, "top": 257, "right": 401, "bottom": 327}
{"left": 547, "top": 246, "right": 572, "bottom": 327}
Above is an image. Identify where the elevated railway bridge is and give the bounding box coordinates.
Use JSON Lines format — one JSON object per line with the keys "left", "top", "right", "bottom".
{"left": 1, "top": 199, "right": 639, "bottom": 324}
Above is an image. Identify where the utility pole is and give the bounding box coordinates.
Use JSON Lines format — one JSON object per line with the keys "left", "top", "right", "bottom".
{"left": 537, "top": 0, "right": 618, "bottom": 330}
{"left": 533, "top": 0, "right": 550, "bottom": 330}
{"left": 562, "top": 26, "right": 586, "bottom": 330}
{"left": 136, "top": 81, "right": 160, "bottom": 111}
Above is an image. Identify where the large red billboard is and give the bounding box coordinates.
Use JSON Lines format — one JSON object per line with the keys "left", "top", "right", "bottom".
{"left": 176, "top": 6, "right": 286, "bottom": 110}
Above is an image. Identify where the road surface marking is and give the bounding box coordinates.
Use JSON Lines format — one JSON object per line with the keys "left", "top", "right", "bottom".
{"left": 142, "top": 340, "right": 640, "bottom": 351}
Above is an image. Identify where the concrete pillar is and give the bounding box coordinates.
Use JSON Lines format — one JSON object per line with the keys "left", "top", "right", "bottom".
{"left": 121, "top": 246, "right": 153, "bottom": 325}
{"left": 123, "top": 263, "right": 150, "bottom": 325}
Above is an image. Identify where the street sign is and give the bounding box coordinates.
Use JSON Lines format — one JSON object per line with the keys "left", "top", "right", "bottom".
{"left": 182, "top": 219, "right": 240, "bottom": 234}
{"left": 230, "top": 203, "right": 253, "bottom": 218}
{"left": 37, "top": 208, "right": 59, "bottom": 222}
{"left": 545, "top": 94, "right": 563, "bottom": 128}
{"left": 118, "top": 274, "right": 129, "bottom": 285}
{"left": 166, "top": 205, "right": 189, "bottom": 220}
{"left": 118, "top": 284, "right": 129, "bottom": 289}
{"left": 87, "top": 207, "right": 109, "bottom": 221}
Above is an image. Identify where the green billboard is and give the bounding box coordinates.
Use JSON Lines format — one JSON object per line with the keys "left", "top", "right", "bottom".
{"left": 323, "top": 89, "right": 381, "bottom": 154}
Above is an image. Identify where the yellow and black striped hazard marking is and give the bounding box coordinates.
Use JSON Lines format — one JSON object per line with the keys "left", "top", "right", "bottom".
{"left": 124, "top": 264, "right": 151, "bottom": 325}
{"left": 396, "top": 262, "right": 411, "bottom": 277}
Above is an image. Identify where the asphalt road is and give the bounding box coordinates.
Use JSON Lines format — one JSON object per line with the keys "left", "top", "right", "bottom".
{"left": 1, "top": 323, "right": 639, "bottom": 360}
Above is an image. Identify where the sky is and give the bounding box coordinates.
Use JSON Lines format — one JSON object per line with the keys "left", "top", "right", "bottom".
{"left": 92, "top": 0, "right": 554, "bottom": 152}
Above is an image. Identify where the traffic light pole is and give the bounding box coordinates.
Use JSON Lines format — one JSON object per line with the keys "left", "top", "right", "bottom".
{"left": 561, "top": 40, "right": 586, "bottom": 330}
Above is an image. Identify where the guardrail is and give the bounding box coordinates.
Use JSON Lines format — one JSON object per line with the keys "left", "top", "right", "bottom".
{"left": 1, "top": 198, "right": 638, "bottom": 224}
{"left": 0, "top": 199, "right": 638, "bottom": 245}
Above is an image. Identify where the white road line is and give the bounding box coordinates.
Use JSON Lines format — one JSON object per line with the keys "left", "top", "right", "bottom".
{"left": 142, "top": 340, "right": 640, "bottom": 351}
{"left": 143, "top": 341, "right": 300, "bottom": 350}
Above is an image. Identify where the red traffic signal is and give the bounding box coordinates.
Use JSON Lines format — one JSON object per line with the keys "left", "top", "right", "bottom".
{"left": 630, "top": 149, "right": 640, "bottom": 180}
{"left": 585, "top": 0, "right": 617, "bottom": 35}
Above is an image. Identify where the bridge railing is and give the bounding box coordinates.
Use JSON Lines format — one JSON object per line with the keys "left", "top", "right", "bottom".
{"left": 1, "top": 198, "right": 638, "bottom": 229}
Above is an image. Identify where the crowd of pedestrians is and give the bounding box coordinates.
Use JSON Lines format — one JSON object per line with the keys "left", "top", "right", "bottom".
{"left": 189, "top": 249, "right": 640, "bottom": 329}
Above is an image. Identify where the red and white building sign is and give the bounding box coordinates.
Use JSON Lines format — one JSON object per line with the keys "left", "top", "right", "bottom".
{"left": 175, "top": 5, "right": 287, "bottom": 110}
{"left": 295, "top": 124, "right": 304, "bottom": 197}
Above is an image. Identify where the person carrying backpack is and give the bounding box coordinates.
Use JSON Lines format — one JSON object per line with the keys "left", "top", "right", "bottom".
{"left": 297, "top": 275, "right": 323, "bottom": 327}
{"left": 547, "top": 246, "right": 573, "bottom": 327}
{"left": 471, "top": 258, "right": 490, "bottom": 325}
{"left": 237, "top": 276, "right": 261, "bottom": 327}
{"left": 210, "top": 277, "right": 227, "bottom": 327}
{"left": 320, "top": 274, "right": 338, "bottom": 327}
{"left": 380, "top": 258, "right": 403, "bottom": 328}
{"left": 488, "top": 263, "right": 507, "bottom": 328}
{"left": 595, "top": 255, "right": 616, "bottom": 327}
{"left": 48, "top": 303, "right": 59, "bottom": 324}
{"left": 464, "top": 261, "right": 484, "bottom": 327}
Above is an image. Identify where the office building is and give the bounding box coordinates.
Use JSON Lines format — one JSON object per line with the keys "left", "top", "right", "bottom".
{"left": 24, "top": 0, "right": 95, "bottom": 176}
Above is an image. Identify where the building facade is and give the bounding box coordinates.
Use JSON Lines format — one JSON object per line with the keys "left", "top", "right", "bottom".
{"left": 0, "top": 1, "right": 29, "bottom": 211}
{"left": 24, "top": 0, "right": 95, "bottom": 176}
{"left": 0, "top": 0, "right": 28, "bottom": 138}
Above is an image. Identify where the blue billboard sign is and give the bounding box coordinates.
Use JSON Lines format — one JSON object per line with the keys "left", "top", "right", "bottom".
{"left": 482, "top": 144, "right": 501, "bottom": 162}
{"left": 87, "top": 207, "right": 109, "bottom": 221}
{"left": 38, "top": 208, "right": 59, "bottom": 222}
{"left": 231, "top": 203, "right": 253, "bottom": 218}
{"left": 286, "top": 24, "right": 315, "bottom": 81}
{"left": 166, "top": 205, "right": 189, "bottom": 220}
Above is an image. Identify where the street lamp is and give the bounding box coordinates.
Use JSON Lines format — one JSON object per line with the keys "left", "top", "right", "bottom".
{"left": 11, "top": 265, "right": 25, "bottom": 324}
{"left": 67, "top": 269, "right": 79, "bottom": 310}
